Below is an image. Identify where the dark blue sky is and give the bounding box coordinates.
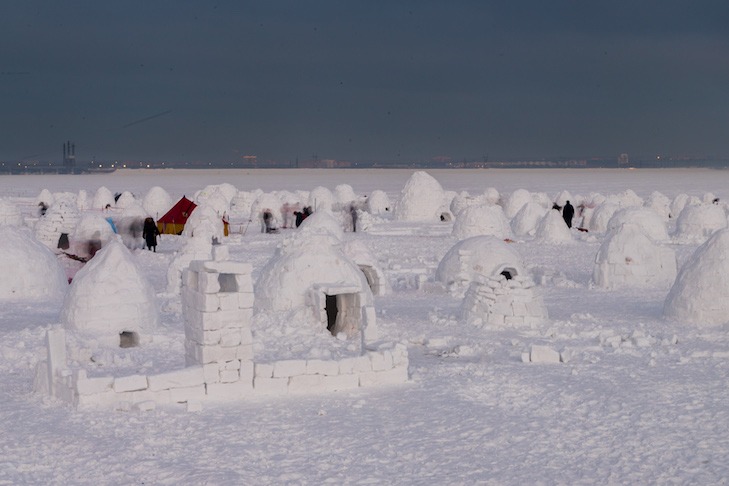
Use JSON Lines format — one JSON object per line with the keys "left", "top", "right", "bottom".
{"left": 2, "top": 1, "right": 729, "bottom": 164}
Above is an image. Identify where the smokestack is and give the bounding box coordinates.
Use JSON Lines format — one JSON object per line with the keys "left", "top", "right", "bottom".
{"left": 71, "top": 143, "right": 75, "bottom": 156}
{"left": 63, "top": 143, "right": 66, "bottom": 160}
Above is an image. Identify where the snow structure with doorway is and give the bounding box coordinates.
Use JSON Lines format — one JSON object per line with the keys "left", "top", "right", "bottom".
{"left": 36, "top": 241, "right": 408, "bottom": 410}
{"left": 35, "top": 198, "right": 81, "bottom": 251}
{"left": 673, "top": 203, "right": 727, "bottom": 243}
{"left": 450, "top": 237, "right": 548, "bottom": 328}
{"left": 664, "top": 228, "right": 729, "bottom": 327}
{"left": 591, "top": 223, "right": 677, "bottom": 290}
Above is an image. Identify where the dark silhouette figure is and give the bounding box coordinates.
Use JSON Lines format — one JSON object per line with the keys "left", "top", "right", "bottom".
{"left": 263, "top": 210, "right": 276, "bottom": 233}
{"left": 38, "top": 202, "right": 48, "bottom": 217}
{"left": 143, "top": 217, "right": 160, "bottom": 251}
{"left": 350, "top": 204, "right": 358, "bottom": 232}
{"left": 562, "top": 200, "right": 575, "bottom": 228}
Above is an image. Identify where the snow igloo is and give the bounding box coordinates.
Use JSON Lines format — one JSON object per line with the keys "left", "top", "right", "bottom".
{"left": 437, "top": 236, "right": 547, "bottom": 327}
{"left": 436, "top": 235, "right": 525, "bottom": 296}
{"left": 592, "top": 223, "right": 676, "bottom": 289}
{"left": 0, "top": 226, "right": 68, "bottom": 300}
{"left": 395, "top": 171, "right": 447, "bottom": 222}
{"left": 61, "top": 240, "right": 158, "bottom": 347}
{"left": 452, "top": 204, "right": 513, "bottom": 240}
{"left": 254, "top": 232, "right": 377, "bottom": 342}
{"left": 664, "top": 229, "right": 729, "bottom": 327}
{"left": 674, "top": 203, "right": 727, "bottom": 243}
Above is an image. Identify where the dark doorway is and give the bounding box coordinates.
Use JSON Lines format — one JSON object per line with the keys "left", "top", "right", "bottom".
{"left": 325, "top": 294, "right": 338, "bottom": 335}
{"left": 119, "top": 331, "right": 139, "bottom": 348}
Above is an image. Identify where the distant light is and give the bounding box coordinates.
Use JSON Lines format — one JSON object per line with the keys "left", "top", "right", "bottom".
{"left": 99, "top": 164, "right": 102, "bottom": 168}
{"left": 146, "top": 164, "right": 150, "bottom": 168}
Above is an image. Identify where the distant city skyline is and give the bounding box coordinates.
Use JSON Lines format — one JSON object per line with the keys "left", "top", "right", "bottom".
{"left": 2, "top": 2, "right": 729, "bottom": 165}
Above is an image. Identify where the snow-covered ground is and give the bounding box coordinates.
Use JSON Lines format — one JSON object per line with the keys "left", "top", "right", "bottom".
{"left": 3, "top": 168, "right": 729, "bottom": 484}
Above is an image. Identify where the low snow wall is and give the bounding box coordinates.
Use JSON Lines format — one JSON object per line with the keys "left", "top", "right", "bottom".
{"left": 35, "top": 248, "right": 409, "bottom": 411}
{"left": 462, "top": 274, "right": 548, "bottom": 327}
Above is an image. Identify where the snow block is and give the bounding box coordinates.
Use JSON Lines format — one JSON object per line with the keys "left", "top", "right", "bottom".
{"left": 360, "top": 365, "right": 409, "bottom": 387}
{"left": 238, "top": 292, "right": 254, "bottom": 309}
{"left": 134, "top": 401, "right": 156, "bottom": 412}
{"left": 288, "top": 374, "right": 325, "bottom": 394}
{"left": 253, "top": 376, "right": 289, "bottom": 395}
{"left": 240, "top": 361, "right": 254, "bottom": 384}
{"left": 76, "top": 390, "right": 118, "bottom": 409}
{"left": 170, "top": 385, "right": 205, "bottom": 403}
{"left": 148, "top": 367, "right": 205, "bottom": 392}
{"left": 206, "top": 380, "right": 252, "bottom": 400}
{"left": 203, "top": 363, "right": 220, "bottom": 384}
{"left": 198, "top": 271, "right": 221, "bottom": 294}
{"left": 322, "top": 373, "right": 360, "bottom": 392}
{"left": 273, "top": 359, "right": 307, "bottom": 378}
{"left": 529, "top": 345, "right": 561, "bottom": 364}
{"left": 220, "top": 369, "right": 239, "bottom": 383}
{"left": 75, "top": 373, "right": 114, "bottom": 396}
{"left": 200, "top": 260, "right": 252, "bottom": 275}
{"left": 306, "top": 359, "right": 340, "bottom": 376}
{"left": 254, "top": 363, "right": 274, "bottom": 379}
{"left": 113, "top": 374, "right": 148, "bottom": 393}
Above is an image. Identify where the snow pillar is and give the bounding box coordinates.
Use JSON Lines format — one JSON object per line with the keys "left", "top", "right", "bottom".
{"left": 182, "top": 246, "right": 254, "bottom": 400}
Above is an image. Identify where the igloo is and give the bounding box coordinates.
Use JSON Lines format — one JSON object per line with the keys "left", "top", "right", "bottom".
{"left": 0, "top": 199, "right": 23, "bottom": 226}
{"left": 664, "top": 229, "right": 729, "bottom": 327}
{"left": 35, "top": 198, "right": 81, "bottom": 251}
{"left": 436, "top": 235, "right": 525, "bottom": 295}
{"left": 646, "top": 191, "right": 671, "bottom": 221}
{"left": 592, "top": 223, "right": 676, "bottom": 289}
{"left": 366, "top": 190, "right": 391, "bottom": 215}
{"left": 511, "top": 202, "right": 548, "bottom": 237}
{"left": 309, "top": 186, "right": 335, "bottom": 212}
{"left": 452, "top": 204, "right": 512, "bottom": 240}
{"left": 342, "top": 240, "right": 389, "bottom": 296}
{"left": 0, "top": 226, "right": 68, "bottom": 300}
{"left": 674, "top": 203, "right": 727, "bottom": 242}
{"left": 534, "top": 209, "right": 572, "bottom": 244}
{"left": 114, "top": 191, "right": 137, "bottom": 209}
{"left": 589, "top": 202, "right": 620, "bottom": 233}
{"left": 504, "top": 189, "right": 532, "bottom": 219}
{"left": 92, "top": 186, "right": 116, "bottom": 210}
{"left": 334, "top": 184, "right": 358, "bottom": 209}
{"left": 182, "top": 204, "right": 225, "bottom": 241}
{"left": 461, "top": 273, "right": 548, "bottom": 328}
{"left": 68, "top": 214, "right": 117, "bottom": 260}
{"left": 61, "top": 240, "right": 158, "bottom": 347}
{"left": 254, "top": 232, "right": 377, "bottom": 341}
{"left": 297, "top": 209, "right": 344, "bottom": 240}
{"left": 142, "top": 186, "right": 173, "bottom": 219}
{"left": 395, "top": 171, "right": 446, "bottom": 222}
{"left": 607, "top": 207, "right": 669, "bottom": 242}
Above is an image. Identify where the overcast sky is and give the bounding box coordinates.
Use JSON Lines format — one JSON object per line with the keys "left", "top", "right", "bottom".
{"left": 2, "top": 1, "right": 729, "bottom": 164}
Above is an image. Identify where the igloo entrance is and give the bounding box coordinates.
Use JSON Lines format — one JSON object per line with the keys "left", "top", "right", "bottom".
{"left": 119, "top": 331, "right": 139, "bottom": 348}
{"left": 313, "top": 286, "right": 362, "bottom": 337}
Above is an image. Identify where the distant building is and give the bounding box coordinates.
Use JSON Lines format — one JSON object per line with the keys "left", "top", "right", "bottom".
{"left": 618, "top": 153, "right": 630, "bottom": 167}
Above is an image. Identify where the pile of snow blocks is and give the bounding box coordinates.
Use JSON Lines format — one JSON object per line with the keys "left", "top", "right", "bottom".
{"left": 462, "top": 274, "right": 548, "bottom": 327}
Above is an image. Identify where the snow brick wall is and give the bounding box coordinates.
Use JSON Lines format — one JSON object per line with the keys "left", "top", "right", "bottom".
{"left": 462, "top": 273, "right": 548, "bottom": 327}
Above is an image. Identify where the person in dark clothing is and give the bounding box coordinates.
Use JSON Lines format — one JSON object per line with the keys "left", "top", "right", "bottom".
{"left": 562, "top": 200, "right": 575, "bottom": 228}
{"left": 350, "top": 203, "right": 358, "bottom": 232}
{"left": 263, "top": 210, "right": 275, "bottom": 233}
{"left": 142, "top": 217, "right": 160, "bottom": 252}
{"left": 294, "top": 210, "right": 304, "bottom": 227}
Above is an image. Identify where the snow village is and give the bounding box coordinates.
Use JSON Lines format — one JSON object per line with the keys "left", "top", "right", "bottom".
{"left": 3, "top": 168, "right": 729, "bottom": 482}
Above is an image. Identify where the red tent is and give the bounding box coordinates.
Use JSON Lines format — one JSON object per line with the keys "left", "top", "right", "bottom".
{"left": 156, "top": 196, "right": 197, "bottom": 235}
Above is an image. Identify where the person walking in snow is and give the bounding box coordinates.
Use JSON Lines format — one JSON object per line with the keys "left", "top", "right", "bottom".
{"left": 142, "top": 217, "right": 160, "bottom": 252}
{"left": 562, "top": 200, "right": 575, "bottom": 229}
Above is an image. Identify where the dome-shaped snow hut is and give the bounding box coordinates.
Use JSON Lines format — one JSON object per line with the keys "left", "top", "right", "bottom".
{"left": 452, "top": 204, "right": 513, "bottom": 240}
{"left": 436, "top": 235, "right": 525, "bottom": 296}
{"left": 592, "top": 223, "right": 676, "bottom": 289}
{"left": 674, "top": 203, "right": 727, "bottom": 243}
{"left": 254, "top": 232, "right": 377, "bottom": 341}
{"left": 395, "top": 171, "right": 446, "bottom": 222}
{"left": 607, "top": 207, "right": 669, "bottom": 242}
{"left": 0, "top": 226, "right": 68, "bottom": 300}
{"left": 664, "top": 228, "right": 729, "bottom": 327}
{"left": 61, "top": 240, "right": 158, "bottom": 347}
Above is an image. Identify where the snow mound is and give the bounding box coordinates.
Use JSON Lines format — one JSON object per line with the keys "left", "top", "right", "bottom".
{"left": 92, "top": 186, "right": 116, "bottom": 210}
{"left": 114, "top": 191, "right": 137, "bottom": 209}
{"left": 309, "top": 186, "right": 335, "bottom": 212}
{"left": 333, "top": 184, "right": 357, "bottom": 209}
{"left": 395, "top": 171, "right": 446, "bottom": 222}
{"left": 195, "top": 187, "right": 230, "bottom": 216}
{"left": 76, "top": 190, "right": 90, "bottom": 210}
{"left": 61, "top": 240, "right": 158, "bottom": 345}
{"left": 0, "top": 226, "right": 67, "bottom": 300}
{"left": 69, "top": 214, "right": 117, "bottom": 259}
{"left": 436, "top": 235, "right": 525, "bottom": 295}
{"left": 0, "top": 199, "right": 23, "bottom": 226}
{"left": 588, "top": 202, "right": 620, "bottom": 233}
{"left": 504, "top": 189, "right": 532, "bottom": 219}
{"left": 452, "top": 204, "right": 512, "bottom": 240}
{"left": 366, "top": 190, "right": 391, "bottom": 215}
{"left": 664, "top": 228, "right": 729, "bottom": 326}
{"left": 297, "top": 210, "right": 344, "bottom": 240}
{"left": 511, "top": 202, "right": 548, "bottom": 237}
{"left": 646, "top": 191, "right": 671, "bottom": 221}
{"left": 182, "top": 204, "right": 224, "bottom": 241}
{"left": 35, "top": 188, "right": 55, "bottom": 207}
{"left": 607, "top": 207, "right": 669, "bottom": 242}
{"left": 674, "top": 203, "right": 727, "bottom": 243}
{"left": 142, "top": 186, "right": 172, "bottom": 220}
{"left": 592, "top": 223, "right": 676, "bottom": 289}
{"left": 534, "top": 210, "right": 572, "bottom": 244}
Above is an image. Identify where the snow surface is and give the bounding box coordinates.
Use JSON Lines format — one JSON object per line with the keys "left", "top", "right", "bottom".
{"left": 3, "top": 168, "right": 729, "bottom": 483}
